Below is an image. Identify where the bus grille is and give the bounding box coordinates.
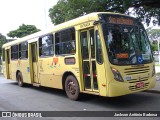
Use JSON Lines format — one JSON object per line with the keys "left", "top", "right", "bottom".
{"left": 124, "top": 66, "right": 150, "bottom": 75}
{"left": 127, "top": 76, "right": 149, "bottom": 83}
{"left": 124, "top": 65, "right": 150, "bottom": 91}
{"left": 129, "top": 82, "right": 149, "bottom": 91}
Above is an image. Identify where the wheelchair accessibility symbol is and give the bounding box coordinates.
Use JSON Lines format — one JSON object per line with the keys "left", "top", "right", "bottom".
{"left": 138, "top": 56, "right": 143, "bottom": 63}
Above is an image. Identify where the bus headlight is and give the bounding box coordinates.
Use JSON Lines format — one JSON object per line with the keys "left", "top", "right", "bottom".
{"left": 152, "top": 65, "right": 155, "bottom": 77}
{"left": 111, "top": 68, "right": 124, "bottom": 82}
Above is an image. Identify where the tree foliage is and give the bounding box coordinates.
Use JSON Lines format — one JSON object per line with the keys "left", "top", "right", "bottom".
{"left": 0, "top": 33, "right": 7, "bottom": 56}
{"left": 146, "top": 28, "right": 160, "bottom": 51}
{"left": 150, "top": 42, "right": 158, "bottom": 51}
{"left": 146, "top": 28, "right": 160, "bottom": 41}
{"left": 7, "top": 24, "right": 40, "bottom": 38}
{"left": 49, "top": 0, "right": 106, "bottom": 25}
{"left": 106, "top": 0, "right": 160, "bottom": 26}
{"left": 49, "top": 0, "right": 160, "bottom": 26}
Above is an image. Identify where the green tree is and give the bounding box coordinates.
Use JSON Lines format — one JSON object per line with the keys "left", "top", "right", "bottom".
{"left": 150, "top": 42, "right": 158, "bottom": 51}
{"left": 106, "top": 0, "right": 160, "bottom": 26}
{"left": 146, "top": 28, "right": 160, "bottom": 51}
{"left": 49, "top": 0, "right": 160, "bottom": 26}
{"left": 146, "top": 28, "right": 160, "bottom": 41}
{"left": 7, "top": 24, "right": 40, "bottom": 38}
{"left": 49, "top": 0, "right": 106, "bottom": 25}
{"left": 0, "top": 33, "right": 7, "bottom": 56}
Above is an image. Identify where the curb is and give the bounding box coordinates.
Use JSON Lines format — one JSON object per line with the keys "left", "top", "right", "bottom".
{"left": 143, "top": 90, "right": 160, "bottom": 94}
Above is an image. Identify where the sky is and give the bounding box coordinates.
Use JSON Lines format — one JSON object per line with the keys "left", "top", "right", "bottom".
{"left": 0, "top": 0, "right": 159, "bottom": 38}
{"left": 0, "top": 0, "right": 58, "bottom": 37}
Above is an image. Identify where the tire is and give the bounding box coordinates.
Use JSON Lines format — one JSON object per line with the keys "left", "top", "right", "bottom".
{"left": 65, "top": 75, "right": 80, "bottom": 101}
{"left": 17, "top": 72, "right": 24, "bottom": 87}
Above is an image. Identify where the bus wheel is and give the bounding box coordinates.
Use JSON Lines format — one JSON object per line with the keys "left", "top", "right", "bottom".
{"left": 65, "top": 75, "right": 80, "bottom": 100}
{"left": 17, "top": 72, "right": 24, "bottom": 87}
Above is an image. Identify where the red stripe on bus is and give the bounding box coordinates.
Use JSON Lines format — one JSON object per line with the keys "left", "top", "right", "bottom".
{"left": 84, "top": 74, "right": 90, "bottom": 76}
{"left": 93, "top": 74, "right": 97, "bottom": 77}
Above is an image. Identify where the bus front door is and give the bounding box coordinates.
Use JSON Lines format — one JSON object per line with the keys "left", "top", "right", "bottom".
{"left": 6, "top": 49, "right": 11, "bottom": 79}
{"left": 30, "top": 43, "right": 39, "bottom": 83}
{"left": 80, "top": 28, "right": 99, "bottom": 92}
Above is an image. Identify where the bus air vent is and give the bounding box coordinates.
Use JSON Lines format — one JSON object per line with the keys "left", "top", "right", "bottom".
{"left": 127, "top": 76, "right": 149, "bottom": 83}
{"left": 124, "top": 66, "right": 149, "bottom": 75}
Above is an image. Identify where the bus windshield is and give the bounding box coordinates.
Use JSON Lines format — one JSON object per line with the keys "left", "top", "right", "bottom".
{"left": 102, "top": 24, "right": 153, "bottom": 65}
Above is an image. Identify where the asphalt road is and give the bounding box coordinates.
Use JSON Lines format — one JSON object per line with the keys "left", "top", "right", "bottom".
{"left": 0, "top": 75, "right": 160, "bottom": 120}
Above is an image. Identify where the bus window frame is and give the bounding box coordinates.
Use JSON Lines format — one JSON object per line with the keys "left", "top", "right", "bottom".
{"left": 95, "top": 30, "right": 103, "bottom": 64}
{"left": 19, "top": 41, "right": 28, "bottom": 60}
{"left": 39, "top": 34, "right": 54, "bottom": 58}
{"left": 55, "top": 27, "right": 76, "bottom": 56}
{"left": 11, "top": 44, "right": 18, "bottom": 60}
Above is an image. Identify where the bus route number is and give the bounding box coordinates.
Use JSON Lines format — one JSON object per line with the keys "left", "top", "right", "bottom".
{"left": 80, "top": 22, "right": 90, "bottom": 28}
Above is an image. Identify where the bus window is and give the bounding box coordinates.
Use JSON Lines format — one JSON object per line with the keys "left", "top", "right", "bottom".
{"left": 83, "top": 61, "right": 91, "bottom": 89}
{"left": 39, "top": 34, "right": 54, "bottom": 57}
{"left": 96, "top": 30, "right": 103, "bottom": 64}
{"left": 11, "top": 45, "right": 18, "bottom": 60}
{"left": 55, "top": 27, "right": 76, "bottom": 55}
{"left": 19, "top": 42, "right": 28, "bottom": 59}
{"left": 103, "top": 25, "right": 153, "bottom": 65}
{"left": 80, "top": 31, "right": 89, "bottom": 59}
{"left": 55, "top": 33, "right": 60, "bottom": 54}
{"left": 90, "top": 29, "right": 95, "bottom": 58}
{"left": 92, "top": 61, "right": 98, "bottom": 90}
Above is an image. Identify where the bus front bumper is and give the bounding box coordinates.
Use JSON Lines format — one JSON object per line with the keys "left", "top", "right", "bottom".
{"left": 108, "top": 76, "right": 156, "bottom": 97}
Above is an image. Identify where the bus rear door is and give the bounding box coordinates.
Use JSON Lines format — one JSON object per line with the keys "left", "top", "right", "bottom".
{"left": 5, "top": 49, "right": 11, "bottom": 79}
{"left": 30, "top": 42, "right": 39, "bottom": 84}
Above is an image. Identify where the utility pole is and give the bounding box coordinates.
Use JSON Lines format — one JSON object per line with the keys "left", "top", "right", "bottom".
{"left": 158, "top": 39, "right": 160, "bottom": 64}
{"left": 43, "top": 0, "right": 47, "bottom": 29}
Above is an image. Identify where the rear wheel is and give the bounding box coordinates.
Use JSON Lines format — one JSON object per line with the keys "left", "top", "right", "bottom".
{"left": 65, "top": 75, "right": 80, "bottom": 100}
{"left": 17, "top": 72, "right": 24, "bottom": 87}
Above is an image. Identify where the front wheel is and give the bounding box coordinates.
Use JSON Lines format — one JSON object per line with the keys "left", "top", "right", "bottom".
{"left": 65, "top": 75, "right": 80, "bottom": 101}
{"left": 17, "top": 72, "right": 24, "bottom": 87}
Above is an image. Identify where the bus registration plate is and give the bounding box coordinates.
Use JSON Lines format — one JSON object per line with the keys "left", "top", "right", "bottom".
{"left": 136, "top": 82, "right": 144, "bottom": 88}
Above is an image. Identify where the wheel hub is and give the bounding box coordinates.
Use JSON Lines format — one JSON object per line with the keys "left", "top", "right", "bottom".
{"left": 68, "top": 81, "right": 76, "bottom": 95}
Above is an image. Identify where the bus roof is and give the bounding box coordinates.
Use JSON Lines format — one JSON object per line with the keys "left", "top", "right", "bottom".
{"left": 2, "top": 12, "right": 131, "bottom": 48}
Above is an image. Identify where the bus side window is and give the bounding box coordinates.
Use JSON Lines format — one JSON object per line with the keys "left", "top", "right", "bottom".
{"left": 55, "top": 27, "right": 76, "bottom": 55}
{"left": 19, "top": 42, "right": 28, "bottom": 59}
{"left": 11, "top": 45, "right": 18, "bottom": 60}
{"left": 55, "top": 33, "right": 60, "bottom": 55}
{"left": 39, "top": 34, "right": 54, "bottom": 57}
{"left": 96, "top": 30, "right": 103, "bottom": 64}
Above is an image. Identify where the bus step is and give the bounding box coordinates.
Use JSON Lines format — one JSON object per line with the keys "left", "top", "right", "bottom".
{"left": 33, "top": 83, "right": 40, "bottom": 87}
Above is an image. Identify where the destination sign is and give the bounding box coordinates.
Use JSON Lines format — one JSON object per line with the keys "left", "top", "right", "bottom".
{"left": 109, "top": 16, "right": 133, "bottom": 25}
{"left": 116, "top": 53, "right": 129, "bottom": 59}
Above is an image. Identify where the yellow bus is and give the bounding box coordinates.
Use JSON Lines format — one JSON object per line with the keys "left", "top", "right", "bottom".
{"left": 2, "top": 12, "right": 156, "bottom": 100}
